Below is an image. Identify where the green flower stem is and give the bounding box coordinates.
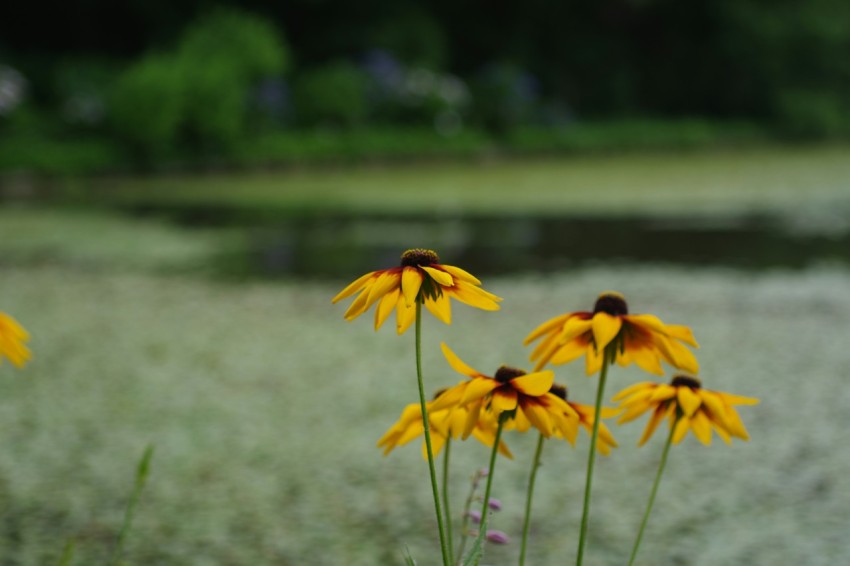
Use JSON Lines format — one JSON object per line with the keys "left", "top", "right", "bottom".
{"left": 443, "top": 436, "right": 455, "bottom": 560}
{"left": 109, "top": 444, "right": 154, "bottom": 566}
{"left": 414, "top": 301, "right": 452, "bottom": 566}
{"left": 475, "top": 413, "right": 508, "bottom": 551}
{"left": 628, "top": 421, "right": 676, "bottom": 566}
{"left": 575, "top": 348, "right": 612, "bottom": 566}
{"left": 454, "top": 470, "right": 483, "bottom": 564}
{"left": 520, "top": 433, "right": 546, "bottom": 566}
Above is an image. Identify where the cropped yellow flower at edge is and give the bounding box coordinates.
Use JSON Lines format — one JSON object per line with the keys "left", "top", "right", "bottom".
{"left": 0, "top": 312, "right": 31, "bottom": 368}
{"left": 430, "top": 343, "right": 579, "bottom": 441}
{"left": 377, "top": 391, "right": 514, "bottom": 460}
{"left": 525, "top": 291, "right": 699, "bottom": 375}
{"left": 613, "top": 375, "right": 759, "bottom": 446}
{"left": 332, "top": 248, "right": 502, "bottom": 335}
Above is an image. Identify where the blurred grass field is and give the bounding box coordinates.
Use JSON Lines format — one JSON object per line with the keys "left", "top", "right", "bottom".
{"left": 1, "top": 146, "right": 849, "bottom": 564}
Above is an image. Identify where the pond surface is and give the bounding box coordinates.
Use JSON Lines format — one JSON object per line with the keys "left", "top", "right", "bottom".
{"left": 122, "top": 205, "right": 850, "bottom": 277}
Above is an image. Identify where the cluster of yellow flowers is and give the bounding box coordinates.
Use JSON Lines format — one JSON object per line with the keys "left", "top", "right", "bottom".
{"left": 334, "top": 248, "right": 758, "bottom": 565}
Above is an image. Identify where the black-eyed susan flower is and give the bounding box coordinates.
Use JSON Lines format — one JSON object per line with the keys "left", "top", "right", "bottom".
{"left": 547, "top": 384, "right": 619, "bottom": 455}
{"left": 430, "top": 343, "right": 564, "bottom": 439}
{"left": 377, "top": 393, "right": 513, "bottom": 459}
{"left": 613, "top": 375, "right": 759, "bottom": 446}
{"left": 0, "top": 312, "right": 30, "bottom": 368}
{"left": 524, "top": 291, "right": 699, "bottom": 376}
{"left": 332, "top": 248, "right": 501, "bottom": 334}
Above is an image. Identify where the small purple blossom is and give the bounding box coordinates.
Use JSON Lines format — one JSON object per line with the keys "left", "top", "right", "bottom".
{"left": 488, "top": 498, "right": 502, "bottom": 511}
{"left": 467, "top": 510, "right": 482, "bottom": 524}
{"left": 486, "top": 530, "right": 510, "bottom": 544}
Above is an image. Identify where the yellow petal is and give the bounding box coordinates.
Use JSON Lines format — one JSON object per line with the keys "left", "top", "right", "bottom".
{"left": 591, "top": 312, "right": 623, "bottom": 351}
{"left": 366, "top": 270, "right": 401, "bottom": 310}
{"left": 395, "top": 298, "right": 416, "bottom": 335}
{"left": 420, "top": 265, "right": 454, "bottom": 287}
{"left": 690, "top": 410, "right": 713, "bottom": 445}
{"left": 331, "top": 271, "right": 376, "bottom": 303}
{"left": 521, "top": 402, "right": 553, "bottom": 436}
{"left": 550, "top": 340, "right": 587, "bottom": 366}
{"left": 439, "top": 264, "right": 481, "bottom": 285}
{"left": 491, "top": 388, "right": 518, "bottom": 413}
{"left": 717, "top": 392, "right": 760, "bottom": 406}
{"left": 585, "top": 344, "right": 604, "bottom": 375}
{"left": 612, "top": 382, "right": 653, "bottom": 402}
{"left": 672, "top": 416, "right": 690, "bottom": 444}
{"left": 509, "top": 370, "right": 554, "bottom": 397}
{"left": 626, "top": 346, "right": 664, "bottom": 376}
{"left": 677, "top": 386, "right": 702, "bottom": 417}
{"left": 638, "top": 405, "right": 667, "bottom": 446}
{"left": 625, "top": 314, "right": 668, "bottom": 333}
{"left": 524, "top": 312, "right": 574, "bottom": 345}
{"left": 665, "top": 324, "right": 699, "bottom": 347}
{"left": 343, "top": 288, "right": 372, "bottom": 320}
{"left": 450, "top": 282, "right": 500, "bottom": 311}
{"left": 440, "top": 343, "right": 480, "bottom": 377}
{"left": 401, "top": 267, "right": 423, "bottom": 307}
{"left": 374, "top": 288, "right": 399, "bottom": 330}
{"left": 558, "top": 316, "right": 593, "bottom": 344}
{"left": 423, "top": 432, "right": 447, "bottom": 460}
{"left": 460, "top": 378, "right": 500, "bottom": 405}
{"left": 424, "top": 292, "right": 452, "bottom": 324}
{"left": 649, "top": 384, "right": 677, "bottom": 402}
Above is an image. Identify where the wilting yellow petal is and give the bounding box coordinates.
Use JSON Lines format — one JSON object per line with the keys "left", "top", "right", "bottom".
{"left": 672, "top": 416, "right": 690, "bottom": 444}
{"left": 510, "top": 370, "right": 554, "bottom": 397}
{"left": 375, "top": 288, "right": 399, "bottom": 330}
{"left": 524, "top": 312, "right": 574, "bottom": 345}
{"left": 401, "top": 267, "right": 423, "bottom": 307}
{"left": 424, "top": 292, "right": 452, "bottom": 324}
{"left": 439, "top": 264, "right": 481, "bottom": 285}
{"left": 421, "top": 266, "right": 454, "bottom": 287}
{"left": 440, "top": 342, "right": 481, "bottom": 378}
{"left": 522, "top": 402, "right": 553, "bottom": 436}
{"left": 638, "top": 405, "right": 667, "bottom": 446}
{"left": 450, "top": 281, "right": 500, "bottom": 311}
{"left": 332, "top": 271, "right": 376, "bottom": 303}
{"left": 558, "top": 316, "right": 593, "bottom": 344}
{"left": 491, "top": 388, "right": 518, "bottom": 412}
{"left": 612, "top": 382, "right": 653, "bottom": 402}
{"left": 460, "top": 378, "right": 500, "bottom": 405}
{"left": 690, "top": 410, "right": 713, "bottom": 445}
{"left": 395, "top": 298, "right": 416, "bottom": 335}
{"left": 665, "top": 324, "right": 699, "bottom": 347}
{"left": 591, "top": 312, "right": 623, "bottom": 351}
{"left": 677, "top": 386, "right": 702, "bottom": 417}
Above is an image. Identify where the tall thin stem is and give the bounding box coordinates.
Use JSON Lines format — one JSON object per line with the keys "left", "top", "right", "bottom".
{"left": 414, "top": 301, "right": 451, "bottom": 566}
{"left": 478, "top": 413, "right": 507, "bottom": 536}
{"left": 575, "top": 348, "right": 611, "bottom": 566}
{"left": 628, "top": 421, "right": 676, "bottom": 566}
{"left": 520, "top": 433, "right": 546, "bottom": 566}
{"left": 109, "top": 444, "right": 154, "bottom": 566}
{"left": 443, "top": 436, "right": 455, "bottom": 560}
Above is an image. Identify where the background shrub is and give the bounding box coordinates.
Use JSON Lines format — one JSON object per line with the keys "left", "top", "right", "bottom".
{"left": 292, "top": 62, "right": 369, "bottom": 128}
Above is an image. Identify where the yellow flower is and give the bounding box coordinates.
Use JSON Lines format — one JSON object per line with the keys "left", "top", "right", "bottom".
{"left": 613, "top": 375, "right": 759, "bottom": 446}
{"left": 0, "top": 312, "right": 31, "bottom": 368}
{"left": 547, "top": 384, "right": 619, "bottom": 455}
{"left": 377, "top": 393, "right": 513, "bottom": 459}
{"left": 525, "top": 291, "right": 699, "bottom": 375}
{"left": 430, "top": 343, "right": 569, "bottom": 439}
{"left": 332, "top": 248, "right": 501, "bottom": 335}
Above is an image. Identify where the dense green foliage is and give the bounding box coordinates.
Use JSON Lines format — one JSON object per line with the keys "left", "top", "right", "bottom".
{"left": 2, "top": 1, "right": 849, "bottom": 172}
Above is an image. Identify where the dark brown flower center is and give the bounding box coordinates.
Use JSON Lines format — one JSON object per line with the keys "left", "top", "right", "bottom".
{"left": 671, "top": 375, "right": 702, "bottom": 389}
{"left": 494, "top": 365, "right": 526, "bottom": 383}
{"left": 593, "top": 291, "right": 628, "bottom": 316}
{"left": 549, "top": 384, "right": 569, "bottom": 400}
{"left": 401, "top": 248, "right": 440, "bottom": 267}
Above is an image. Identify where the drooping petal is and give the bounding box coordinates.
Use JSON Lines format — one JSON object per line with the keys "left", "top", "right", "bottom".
{"left": 395, "top": 297, "right": 417, "bottom": 335}
{"left": 624, "top": 346, "right": 664, "bottom": 376}
{"left": 366, "top": 270, "right": 402, "bottom": 310}
{"left": 638, "top": 405, "right": 668, "bottom": 446}
{"left": 612, "top": 382, "right": 653, "bottom": 402}
{"left": 460, "top": 378, "right": 501, "bottom": 405}
{"left": 491, "top": 387, "right": 519, "bottom": 412}
{"left": 677, "top": 386, "right": 702, "bottom": 418}
{"left": 585, "top": 344, "right": 604, "bottom": 375}
{"left": 591, "top": 312, "right": 623, "bottom": 351}
{"left": 524, "top": 312, "right": 574, "bottom": 345}
{"left": 421, "top": 266, "right": 454, "bottom": 287}
{"left": 672, "top": 416, "right": 691, "bottom": 444}
{"left": 625, "top": 314, "right": 668, "bottom": 334}
{"left": 401, "top": 266, "right": 424, "bottom": 307}
{"left": 690, "top": 410, "right": 713, "bottom": 445}
{"left": 440, "top": 342, "right": 481, "bottom": 378}
{"left": 343, "top": 288, "right": 372, "bottom": 320}
{"left": 665, "top": 324, "right": 699, "bottom": 347}
{"left": 521, "top": 401, "right": 553, "bottom": 436}
{"left": 649, "top": 384, "right": 677, "bottom": 402}
{"left": 509, "top": 370, "right": 554, "bottom": 397}
{"left": 439, "top": 264, "right": 481, "bottom": 285}
{"left": 558, "top": 316, "right": 593, "bottom": 344}
{"left": 717, "top": 392, "right": 760, "bottom": 406}
{"left": 375, "top": 287, "right": 399, "bottom": 330}
{"left": 332, "top": 271, "right": 376, "bottom": 303}
{"left": 549, "top": 340, "right": 587, "bottom": 366}
{"left": 450, "top": 281, "right": 500, "bottom": 311}
{"left": 424, "top": 292, "right": 452, "bottom": 324}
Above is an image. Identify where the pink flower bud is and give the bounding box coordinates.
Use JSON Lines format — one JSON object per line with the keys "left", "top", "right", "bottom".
{"left": 467, "top": 510, "right": 482, "bottom": 524}
{"left": 488, "top": 498, "right": 502, "bottom": 511}
{"left": 486, "top": 530, "right": 510, "bottom": 544}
